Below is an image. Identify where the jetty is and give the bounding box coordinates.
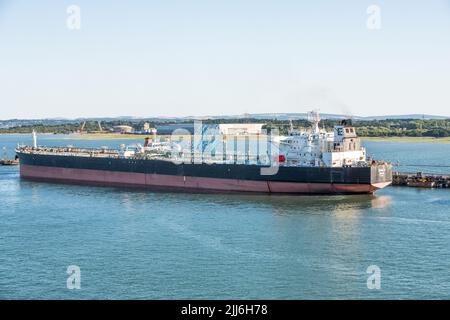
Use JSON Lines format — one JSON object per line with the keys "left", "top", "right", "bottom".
{"left": 1, "top": 146, "right": 19, "bottom": 165}
{"left": 393, "top": 172, "right": 450, "bottom": 188}
{"left": 0, "top": 159, "right": 19, "bottom": 166}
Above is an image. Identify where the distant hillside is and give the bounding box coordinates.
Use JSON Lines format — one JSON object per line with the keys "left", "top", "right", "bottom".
{"left": 120, "top": 112, "right": 449, "bottom": 121}
{"left": 1, "top": 113, "right": 448, "bottom": 129}
{"left": 2, "top": 114, "right": 450, "bottom": 137}
{"left": 212, "top": 113, "right": 449, "bottom": 121}
{"left": 356, "top": 114, "right": 449, "bottom": 121}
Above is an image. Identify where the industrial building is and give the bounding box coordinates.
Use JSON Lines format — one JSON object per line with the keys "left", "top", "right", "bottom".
{"left": 112, "top": 125, "right": 134, "bottom": 134}
{"left": 142, "top": 122, "right": 157, "bottom": 134}
{"left": 155, "top": 123, "right": 265, "bottom": 136}
{"left": 218, "top": 123, "right": 265, "bottom": 135}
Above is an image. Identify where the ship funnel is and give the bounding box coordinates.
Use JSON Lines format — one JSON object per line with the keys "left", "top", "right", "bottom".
{"left": 144, "top": 137, "right": 150, "bottom": 147}
{"left": 32, "top": 130, "right": 37, "bottom": 148}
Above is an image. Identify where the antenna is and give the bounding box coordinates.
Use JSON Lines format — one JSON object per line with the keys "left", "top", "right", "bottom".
{"left": 32, "top": 130, "right": 37, "bottom": 148}
{"left": 153, "top": 128, "right": 157, "bottom": 143}
{"left": 307, "top": 109, "right": 321, "bottom": 134}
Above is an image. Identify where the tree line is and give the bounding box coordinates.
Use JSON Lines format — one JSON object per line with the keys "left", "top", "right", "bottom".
{"left": 1, "top": 118, "right": 449, "bottom": 137}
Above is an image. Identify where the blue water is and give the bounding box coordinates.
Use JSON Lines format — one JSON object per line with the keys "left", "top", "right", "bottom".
{"left": 1, "top": 134, "right": 450, "bottom": 299}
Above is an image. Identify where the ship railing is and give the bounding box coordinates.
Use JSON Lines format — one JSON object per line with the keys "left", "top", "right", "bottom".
{"left": 17, "top": 146, "right": 120, "bottom": 158}
{"left": 17, "top": 146, "right": 293, "bottom": 166}
{"left": 171, "top": 152, "right": 274, "bottom": 166}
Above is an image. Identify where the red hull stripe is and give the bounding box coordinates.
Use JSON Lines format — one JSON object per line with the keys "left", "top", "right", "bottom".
{"left": 20, "top": 164, "right": 378, "bottom": 194}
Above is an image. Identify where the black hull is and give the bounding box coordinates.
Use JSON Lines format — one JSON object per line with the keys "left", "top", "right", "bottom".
{"left": 17, "top": 152, "right": 392, "bottom": 194}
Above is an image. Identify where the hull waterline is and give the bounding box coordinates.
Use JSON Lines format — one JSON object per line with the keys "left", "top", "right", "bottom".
{"left": 20, "top": 164, "right": 389, "bottom": 195}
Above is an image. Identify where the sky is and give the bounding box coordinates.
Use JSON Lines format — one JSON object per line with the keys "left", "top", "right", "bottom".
{"left": 0, "top": 0, "right": 449, "bottom": 119}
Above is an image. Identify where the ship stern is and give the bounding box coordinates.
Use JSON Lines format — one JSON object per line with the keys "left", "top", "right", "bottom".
{"left": 370, "top": 163, "right": 393, "bottom": 191}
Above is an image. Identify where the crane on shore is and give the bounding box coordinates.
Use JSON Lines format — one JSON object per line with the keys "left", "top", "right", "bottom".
{"left": 78, "top": 121, "right": 103, "bottom": 134}
{"left": 79, "top": 121, "right": 86, "bottom": 134}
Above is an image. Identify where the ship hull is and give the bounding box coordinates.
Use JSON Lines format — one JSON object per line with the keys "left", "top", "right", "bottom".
{"left": 17, "top": 153, "right": 392, "bottom": 195}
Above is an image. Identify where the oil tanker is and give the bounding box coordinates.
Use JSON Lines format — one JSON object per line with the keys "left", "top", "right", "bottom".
{"left": 16, "top": 112, "right": 392, "bottom": 194}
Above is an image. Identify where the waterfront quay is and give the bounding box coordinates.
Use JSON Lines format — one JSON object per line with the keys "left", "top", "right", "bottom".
{"left": 393, "top": 172, "right": 450, "bottom": 188}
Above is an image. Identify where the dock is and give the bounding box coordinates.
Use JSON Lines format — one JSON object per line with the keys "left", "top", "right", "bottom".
{"left": 0, "top": 159, "right": 19, "bottom": 166}
{"left": 1, "top": 146, "right": 19, "bottom": 165}
{"left": 393, "top": 172, "right": 450, "bottom": 188}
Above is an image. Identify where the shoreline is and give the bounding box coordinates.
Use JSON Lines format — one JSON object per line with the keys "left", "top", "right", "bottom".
{"left": 1, "top": 133, "right": 450, "bottom": 143}
{"left": 361, "top": 136, "right": 450, "bottom": 143}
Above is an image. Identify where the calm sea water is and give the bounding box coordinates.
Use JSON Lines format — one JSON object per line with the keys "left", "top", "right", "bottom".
{"left": 1, "top": 134, "right": 450, "bottom": 299}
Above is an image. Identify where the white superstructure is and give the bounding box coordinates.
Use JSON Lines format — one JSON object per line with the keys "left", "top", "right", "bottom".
{"left": 279, "top": 111, "right": 367, "bottom": 167}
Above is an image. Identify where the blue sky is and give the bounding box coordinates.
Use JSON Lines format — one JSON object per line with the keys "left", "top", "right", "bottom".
{"left": 0, "top": 0, "right": 449, "bottom": 119}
